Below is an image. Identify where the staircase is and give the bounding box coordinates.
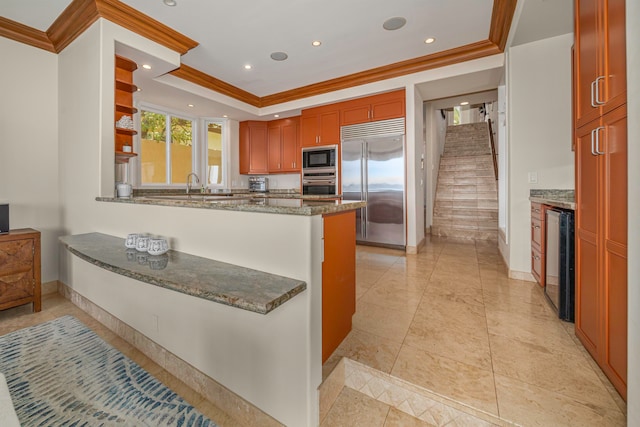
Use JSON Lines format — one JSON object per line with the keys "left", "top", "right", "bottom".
{"left": 431, "top": 122, "right": 498, "bottom": 241}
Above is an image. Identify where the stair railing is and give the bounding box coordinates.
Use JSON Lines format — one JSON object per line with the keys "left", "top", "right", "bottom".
{"left": 487, "top": 119, "right": 498, "bottom": 180}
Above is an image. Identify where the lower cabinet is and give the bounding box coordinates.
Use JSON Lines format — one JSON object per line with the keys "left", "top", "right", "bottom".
{"left": 531, "top": 203, "right": 546, "bottom": 286}
{"left": 575, "top": 105, "right": 627, "bottom": 399}
{"left": 322, "top": 210, "right": 356, "bottom": 363}
{"left": 0, "top": 228, "right": 41, "bottom": 312}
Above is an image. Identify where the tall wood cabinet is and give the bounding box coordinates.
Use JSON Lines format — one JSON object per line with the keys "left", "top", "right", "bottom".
{"left": 0, "top": 229, "right": 41, "bottom": 312}
{"left": 574, "top": 0, "right": 627, "bottom": 399}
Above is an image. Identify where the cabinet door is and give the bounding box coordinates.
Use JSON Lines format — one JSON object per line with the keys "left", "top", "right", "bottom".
{"left": 575, "top": 121, "right": 602, "bottom": 357}
{"left": 318, "top": 110, "right": 340, "bottom": 146}
{"left": 341, "top": 104, "right": 371, "bottom": 126}
{"left": 575, "top": 0, "right": 601, "bottom": 128}
{"left": 249, "top": 125, "right": 269, "bottom": 174}
{"left": 239, "top": 122, "right": 250, "bottom": 174}
{"left": 0, "top": 238, "right": 35, "bottom": 305}
{"left": 322, "top": 211, "right": 356, "bottom": 363}
{"left": 531, "top": 248, "right": 543, "bottom": 286}
{"left": 602, "top": 106, "right": 627, "bottom": 397}
{"left": 371, "top": 96, "right": 405, "bottom": 121}
{"left": 300, "top": 114, "right": 319, "bottom": 147}
{"left": 602, "top": 0, "right": 626, "bottom": 115}
{"left": 281, "top": 119, "right": 300, "bottom": 171}
{"left": 268, "top": 125, "right": 282, "bottom": 172}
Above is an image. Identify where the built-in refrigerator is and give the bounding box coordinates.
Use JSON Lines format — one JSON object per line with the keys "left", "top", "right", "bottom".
{"left": 341, "top": 118, "right": 405, "bottom": 248}
{"left": 545, "top": 208, "right": 575, "bottom": 322}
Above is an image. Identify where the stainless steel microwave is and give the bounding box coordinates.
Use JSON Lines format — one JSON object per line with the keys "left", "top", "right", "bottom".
{"left": 302, "top": 146, "right": 337, "bottom": 169}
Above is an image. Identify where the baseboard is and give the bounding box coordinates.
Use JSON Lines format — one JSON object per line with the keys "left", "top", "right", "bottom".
{"left": 57, "top": 282, "right": 282, "bottom": 427}
{"left": 42, "top": 280, "right": 59, "bottom": 295}
{"left": 508, "top": 270, "right": 535, "bottom": 282}
{"left": 406, "top": 236, "right": 426, "bottom": 254}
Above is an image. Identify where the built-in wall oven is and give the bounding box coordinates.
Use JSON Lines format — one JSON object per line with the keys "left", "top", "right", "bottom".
{"left": 302, "top": 146, "right": 338, "bottom": 195}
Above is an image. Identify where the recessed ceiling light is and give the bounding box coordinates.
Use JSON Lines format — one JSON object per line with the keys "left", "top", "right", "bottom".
{"left": 223, "top": 115, "right": 228, "bottom": 118}
{"left": 460, "top": 101, "right": 470, "bottom": 106}
{"left": 188, "top": 104, "right": 194, "bottom": 107}
{"left": 136, "top": 88, "right": 141, "bottom": 92}
{"left": 312, "top": 40, "right": 322, "bottom": 47}
{"left": 383, "top": 17, "right": 406, "bottom": 31}
{"left": 142, "top": 64, "right": 151, "bottom": 70}
{"left": 270, "top": 52, "right": 288, "bottom": 61}
{"left": 424, "top": 37, "right": 435, "bottom": 44}
{"left": 163, "top": 0, "right": 177, "bottom": 6}
{"left": 274, "top": 114, "right": 280, "bottom": 118}
{"left": 244, "top": 64, "right": 252, "bottom": 70}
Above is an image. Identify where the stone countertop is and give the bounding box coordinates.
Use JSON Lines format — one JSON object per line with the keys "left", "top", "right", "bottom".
{"left": 96, "top": 195, "right": 366, "bottom": 216}
{"left": 60, "top": 233, "right": 307, "bottom": 314}
{"left": 529, "top": 189, "right": 576, "bottom": 210}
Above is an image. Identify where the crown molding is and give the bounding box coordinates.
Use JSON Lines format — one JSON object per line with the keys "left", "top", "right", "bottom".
{"left": 169, "top": 65, "right": 261, "bottom": 107}
{"left": 0, "top": 0, "right": 198, "bottom": 55}
{"left": 0, "top": 17, "right": 55, "bottom": 52}
{"left": 260, "top": 40, "right": 501, "bottom": 107}
{"left": 489, "top": 0, "right": 518, "bottom": 51}
{"left": 47, "top": 0, "right": 100, "bottom": 53}
{"left": 95, "top": 0, "right": 198, "bottom": 55}
{"left": 0, "top": 0, "right": 514, "bottom": 108}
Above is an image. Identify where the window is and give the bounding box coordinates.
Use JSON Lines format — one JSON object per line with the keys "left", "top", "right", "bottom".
{"left": 139, "top": 108, "right": 226, "bottom": 188}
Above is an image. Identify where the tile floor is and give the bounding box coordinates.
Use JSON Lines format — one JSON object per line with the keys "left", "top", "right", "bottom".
{"left": 0, "top": 236, "right": 628, "bottom": 427}
{"left": 0, "top": 295, "right": 242, "bottom": 427}
{"left": 322, "top": 237, "right": 627, "bottom": 427}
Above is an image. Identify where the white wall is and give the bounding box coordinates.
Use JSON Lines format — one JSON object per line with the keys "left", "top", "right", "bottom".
{"left": 423, "top": 102, "right": 447, "bottom": 230}
{"left": 0, "top": 38, "right": 61, "bottom": 282}
{"left": 626, "top": 0, "right": 639, "bottom": 422}
{"left": 497, "top": 84, "right": 509, "bottom": 261}
{"left": 406, "top": 85, "right": 425, "bottom": 251}
{"left": 506, "top": 33, "right": 575, "bottom": 276}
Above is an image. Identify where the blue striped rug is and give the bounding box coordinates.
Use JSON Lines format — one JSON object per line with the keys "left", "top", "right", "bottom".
{"left": 0, "top": 315, "right": 216, "bottom": 426}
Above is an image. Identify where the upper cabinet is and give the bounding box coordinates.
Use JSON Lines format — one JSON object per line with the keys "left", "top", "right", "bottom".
{"left": 340, "top": 89, "right": 405, "bottom": 126}
{"left": 268, "top": 117, "right": 300, "bottom": 173}
{"left": 300, "top": 107, "right": 340, "bottom": 147}
{"left": 114, "top": 55, "right": 138, "bottom": 164}
{"left": 574, "top": 0, "right": 626, "bottom": 128}
{"left": 239, "top": 121, "right": 268, "bottom": 174}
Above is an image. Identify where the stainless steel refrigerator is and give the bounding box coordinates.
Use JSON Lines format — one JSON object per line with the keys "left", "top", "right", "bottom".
{"left": 341, "top": 122, "right": 405, "bottom": 248}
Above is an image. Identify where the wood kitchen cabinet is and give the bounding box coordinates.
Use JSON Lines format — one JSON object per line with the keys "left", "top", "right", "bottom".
{"left": 300, "top": 106, "right": 340, "bottom": 148}
{"left": 340, "top": 89, "right": 405, "bottom": 126}
{"left": 530, "top": 203, "right": 546, "bottom": 287}
{"left": 322, "top": 210, "right": 356, "bottom": 363}
{"left": 574, "top": 0, "right": 627, "bottom": 400}
{"left": 115, "top": 55, "right": 138, "bottom": 164}
{"left": 0, "top": 229, "right": 41, "bottom": 313}
{"left": 574, "top": 0, "right": 626, "bottom": 129}
{"left": 239, "top": 121, "right": 269, "bottom": 174}
{"left": 575, "top": 105, "right": 627, "bottom": 398}
{"left": 268, "top": 117, "right": 300, "bottom": 173}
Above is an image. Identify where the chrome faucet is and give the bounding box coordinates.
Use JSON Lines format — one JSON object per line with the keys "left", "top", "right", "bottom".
{"left": 186, "top": 173, "right": 200, "bottom": 194}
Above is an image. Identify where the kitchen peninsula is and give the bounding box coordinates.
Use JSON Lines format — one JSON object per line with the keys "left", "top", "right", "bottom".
{"left": 60, "top": 194, "right": 364, "bottom": 427}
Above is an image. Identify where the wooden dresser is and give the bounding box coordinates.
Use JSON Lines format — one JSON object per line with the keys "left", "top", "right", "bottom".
{"left": 0, "top": 228, "right": 41, "bottom": 312}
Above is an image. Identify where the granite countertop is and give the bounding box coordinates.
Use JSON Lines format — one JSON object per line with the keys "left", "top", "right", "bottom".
{"left": 529, "top": 189, "right": 576, "bottom": 210}
{"left": 97, "top": 194, "right": 366, "bottom": 216}
{"left": 60, "top": 233, "right": 307, "bottom": 314}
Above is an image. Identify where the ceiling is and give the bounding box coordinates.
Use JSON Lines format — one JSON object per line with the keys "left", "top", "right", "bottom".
{"left": 1, "top": 0, "right": 573, "bottom": 118}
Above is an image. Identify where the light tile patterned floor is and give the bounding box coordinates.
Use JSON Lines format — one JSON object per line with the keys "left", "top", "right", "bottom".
{"left": 0, "top": 295, "right": 242, "bottom": 427}
{"left": 322, "top": 237, "right": 627, "bottom": 427}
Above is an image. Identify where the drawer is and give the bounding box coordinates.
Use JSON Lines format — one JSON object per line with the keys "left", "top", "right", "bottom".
{"left": 531, "top": 247, "right": 544, "bottom": 287}
{"left": 531, "top": 203, "right": 545, "bottom": 220}
{"left": 531, "top": 217, "right": 544, "bottom": 252}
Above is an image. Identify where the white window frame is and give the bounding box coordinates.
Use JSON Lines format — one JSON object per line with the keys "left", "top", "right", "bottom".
{"left": 136, "top": 103, "right": 228, "bottom": 189}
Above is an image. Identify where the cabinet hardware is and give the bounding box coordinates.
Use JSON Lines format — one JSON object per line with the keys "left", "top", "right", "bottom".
{"left": 594, "top": 76, "right": 605, "bottom": 106}
{"left": 590, "top": 80, "right": 597, "bottom": 108}
{"left": 594, "top": 126, "right": 605, "bottom": 155}
{"left": 590, "top": 128, "right": 597, "bottom": 156}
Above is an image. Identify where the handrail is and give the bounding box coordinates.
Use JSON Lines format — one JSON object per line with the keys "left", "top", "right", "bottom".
{"left": 487, "top": 119, "right": 498, "bottom": 180}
